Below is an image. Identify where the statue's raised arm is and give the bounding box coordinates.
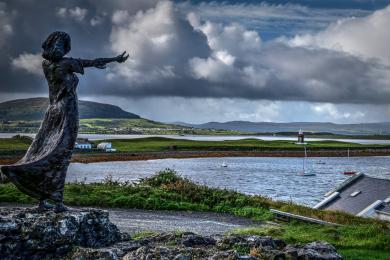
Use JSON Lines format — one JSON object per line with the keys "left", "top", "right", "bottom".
{"left": 78, "top": 51, "right": 129, "bottom": 69}
{"left": 0, "top": 31, "right": 129, "bottom": 213}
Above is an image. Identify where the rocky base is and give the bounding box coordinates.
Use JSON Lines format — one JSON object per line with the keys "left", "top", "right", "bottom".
{"left": 85, "top": 232, "right": 342, "bottom": 260}
{"left": 0, "top": 207, "right": 343, "bottom": 260}
{"left": 0, "top": 207, "right": 124, "bottom": 259}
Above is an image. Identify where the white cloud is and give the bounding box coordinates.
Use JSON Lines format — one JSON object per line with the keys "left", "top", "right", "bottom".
{"left": 11, "top": 53, "right": 42, "bottom": 76}
{"left": 57, "top": 6, "right": 88, "bottom": 22}
{"left": 109, "top": 0, "right": 209, "bottom": 86}
{"left": 90, "top": 15, "right": 105, "bottom": 26}
{"left": 103, "top": 1, "right": 390, "bottom": 105}
{"left": 288, "top": 5, "right": 390, "bottom": 64}
{"left": 188, "top": 16, "right": 266, "bottom": 87}
{"left": 311, "top": 103, "right": 365, "bottom": 121}
{"left": 112, "top": 10, "right": 129, "bottom": 24}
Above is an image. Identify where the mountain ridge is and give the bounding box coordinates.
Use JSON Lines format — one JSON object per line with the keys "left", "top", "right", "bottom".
{"left": 176, "top": 120, "right": 390, "bottom": 135}
{"left": 0, "top": 97, "right": 140, "bottom": 121}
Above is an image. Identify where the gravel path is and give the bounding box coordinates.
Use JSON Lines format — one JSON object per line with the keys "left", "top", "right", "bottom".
{"left": 0, "top": 204, "right": 262, "bottom": 236}
{"left": 108, "top": 208, "right": 262, "bottom": 235}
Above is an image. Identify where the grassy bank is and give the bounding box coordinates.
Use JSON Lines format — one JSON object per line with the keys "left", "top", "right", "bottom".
{"left": 1, "top": 136, "right": 389, "bottom": 155}
{"left": 0, "top": 170, "right": 389, "bottom": 259}
{"left": 102, "top": 137, "right": 383, "bottom": 152}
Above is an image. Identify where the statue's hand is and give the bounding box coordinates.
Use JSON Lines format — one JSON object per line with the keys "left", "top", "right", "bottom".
{"left": 115, "top": 51, "right": 129, "bottom": 63}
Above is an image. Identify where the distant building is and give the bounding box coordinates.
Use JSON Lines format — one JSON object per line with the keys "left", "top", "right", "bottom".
{"left": 97, "top": 142, "right": 116, "bottom": 152}
{"left": 314, "top": 173, "right": 390, "bottom": 221}
{"left": 296, "top": 129, "right": 306, "bottom": 144}
{"left": 75, "top": 142, "right": 92, "bottom": 150}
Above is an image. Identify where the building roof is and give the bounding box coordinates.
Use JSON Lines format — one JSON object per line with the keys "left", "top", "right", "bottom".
{"left": 316, "top": 173, "right": 390, "bottom": 215}
{"left": 75, "top": 142, "right": 91, "bottom": 145}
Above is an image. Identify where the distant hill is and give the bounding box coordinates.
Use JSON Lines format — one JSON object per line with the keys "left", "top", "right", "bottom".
{"left": 177, "top": 121, "right": 390, "bottom": 135}
{"left": 0, "top": 97, "right": 140, "bottom": 121}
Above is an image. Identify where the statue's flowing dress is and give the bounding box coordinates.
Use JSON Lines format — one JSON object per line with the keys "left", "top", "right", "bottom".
{"left": 1, "top": 58, "right": 83, "bottom": 202}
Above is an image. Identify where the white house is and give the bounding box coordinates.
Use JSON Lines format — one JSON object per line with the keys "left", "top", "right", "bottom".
{"left": 75, "top": 142, "right": 92, "bottom": 150}
{"left": 97, "top": 142, "right": 116, "bottom": 152}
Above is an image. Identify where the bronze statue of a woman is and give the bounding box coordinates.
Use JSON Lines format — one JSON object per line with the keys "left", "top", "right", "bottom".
{"left": 0, "top": 31, "right": 128, "bottom": 212}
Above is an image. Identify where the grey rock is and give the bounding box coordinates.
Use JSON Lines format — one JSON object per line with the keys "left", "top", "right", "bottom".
{"left": 174, "top": 254, "right": 191, "bottom": 260}
{"left": 217, "top": 235, "right": 280, "bottom": 250}
{"left": 0, "top": 208, "right": 343, "bottom": 260}
{"left": 211, "top": 250, "right": 241, "bottom": 259}
{"left": 70, "top": 247, "right": 120, "bottom": 260}
{"left": 0, "top": 207, "right": 123, "bottom": 259}
{"left": 297, "top": 241, "right": 343, "bottom": 260}
{"left": 181, "top": 233, "right": 216, "bottom": 247}
{"left": 124, "top": 246, "right": 181, "bottom": 260}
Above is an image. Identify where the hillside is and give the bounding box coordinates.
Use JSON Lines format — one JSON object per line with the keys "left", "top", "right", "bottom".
{"left": 0, "top": 97, "right": 140, "bottom": 121}
{"left": 179, "top": 121, "right": 390, "bottom": 135}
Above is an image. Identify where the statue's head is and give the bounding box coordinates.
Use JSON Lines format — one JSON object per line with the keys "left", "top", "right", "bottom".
{"left": 42, "top": 31, "right": 71, "bottom": 61}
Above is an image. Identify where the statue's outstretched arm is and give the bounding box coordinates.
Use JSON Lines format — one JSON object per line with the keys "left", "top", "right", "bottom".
{"left": 78, "top": 51, "right": 129, "bottom": 69}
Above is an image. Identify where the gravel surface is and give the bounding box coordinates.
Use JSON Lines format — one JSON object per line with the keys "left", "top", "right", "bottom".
{"left": 0, "top": 204, "right": 262, "bottom": 236}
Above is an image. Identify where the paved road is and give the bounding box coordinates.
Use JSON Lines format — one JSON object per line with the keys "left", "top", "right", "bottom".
{"left": 0, "top": 204, "right": 262, "bottom": 236}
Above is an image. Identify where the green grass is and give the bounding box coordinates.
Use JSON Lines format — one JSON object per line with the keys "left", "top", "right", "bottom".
{"left": 1, "top": 135, "right": 389, "bottom": 156}
{"left": 339, "top": 249, "right": 390, "bottom": 259}
{"left": 1, "top": 136, "right": 385, "bottom": 156}
{"left": 0, "top": 136, "right": 32, "bottom": 155}
{"left": 1, "top": 170, "right": 389, "bottom": 258}
{"left": 98, "top": 137, "right": 385, "bottom": 153}
{"left": 233, "top": 225, "right": 390, "bottom": 259}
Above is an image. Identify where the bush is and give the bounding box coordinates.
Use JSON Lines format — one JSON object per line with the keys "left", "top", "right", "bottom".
{"left": 140, "top": 168, "right": 182, "bottom": 187}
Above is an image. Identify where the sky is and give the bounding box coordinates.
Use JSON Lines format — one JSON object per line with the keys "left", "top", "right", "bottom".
{"left": 1, "top": 0, "right": 390, "bottom": 124}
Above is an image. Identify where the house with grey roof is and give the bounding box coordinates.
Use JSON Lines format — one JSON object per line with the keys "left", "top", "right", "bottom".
{"left": 314, "top": 173, "right": 390, "bottom": 221}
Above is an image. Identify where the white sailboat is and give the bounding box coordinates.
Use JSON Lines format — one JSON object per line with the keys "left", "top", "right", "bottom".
{"left": 221, "top": 162, "right": 228, "bottom": 167}
{"left": 299, "top": 146, "right": 316, "bottom": 176}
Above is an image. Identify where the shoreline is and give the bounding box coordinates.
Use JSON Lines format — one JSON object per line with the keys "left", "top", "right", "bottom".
{"left": 2, "top": 149, "right": 390, "bottom": 164}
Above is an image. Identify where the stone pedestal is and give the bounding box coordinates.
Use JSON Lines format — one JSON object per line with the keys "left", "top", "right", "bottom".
{"left": 0, "top": 207, "right": 124, "bottom": 259}
{"left": 0, "top": 207, "right": 343, "bottom": 260}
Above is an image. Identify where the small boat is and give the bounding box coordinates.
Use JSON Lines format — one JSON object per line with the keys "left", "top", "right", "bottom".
{"left": 221, "top": 162, "right": 228, "bottom": 167}
{"left": 299, "top": 146, "right": 316, "bottom": 176}
{"left": 316, "top": 161, "right": 326, "bottom": 165}
{"left": 342, "top": 149, "right": 356, "bottom": 175}
{"left": 299, "top": 172, "right": 316, "bottom": 177}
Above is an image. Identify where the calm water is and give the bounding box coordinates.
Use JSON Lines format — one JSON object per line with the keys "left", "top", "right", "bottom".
{"left": 67, "top": 156, "right": 390, "bottom": 207}
{"left": 2, "top": 133, "right": 390, "bottom": 144}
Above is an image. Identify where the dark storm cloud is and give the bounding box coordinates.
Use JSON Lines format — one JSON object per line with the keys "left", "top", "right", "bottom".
{"left": 1, "top": 0, "right": 390, "bottom": 105}
{"left": 0, "top": 0, "right": 158, "bottom": 94}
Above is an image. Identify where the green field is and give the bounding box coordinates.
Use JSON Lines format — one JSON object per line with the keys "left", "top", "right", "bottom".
{"left": 102, "top": 137, "right": 383, "bottom": 152}
{"left": 0, "top": 136, "right": 388, "bottom": 156}
{"left": 0, "top": 170, "right": 389, "bottom": 259}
